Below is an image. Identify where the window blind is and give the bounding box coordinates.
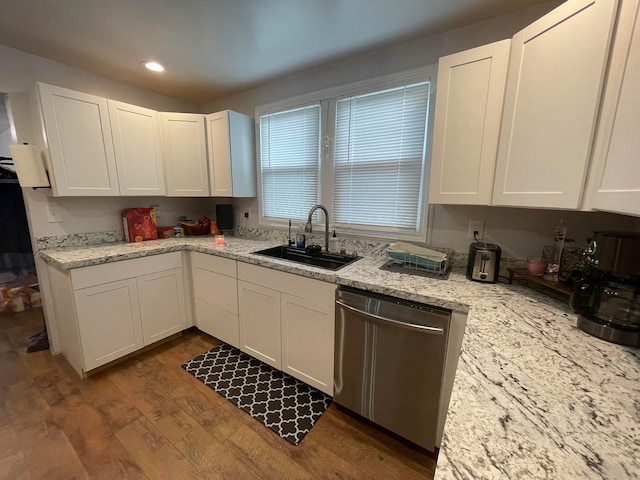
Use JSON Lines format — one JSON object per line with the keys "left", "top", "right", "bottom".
{"left": 333, "top": 82, "right": 430, "bottom": 231}
{"left": 259, "top": 105, "right": 321, "bottom": 220}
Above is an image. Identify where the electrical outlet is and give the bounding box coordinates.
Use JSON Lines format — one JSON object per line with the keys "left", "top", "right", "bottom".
{"left": 243, "top": 209, "right": 250, "bottom": 218}
{"left": 468, "top": 220, "right": 485, "bottom": 240}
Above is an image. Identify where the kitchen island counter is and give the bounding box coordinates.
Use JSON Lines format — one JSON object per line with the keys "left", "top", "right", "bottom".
{"left": 39, "top": 237, "right": 640, "bottom": 479}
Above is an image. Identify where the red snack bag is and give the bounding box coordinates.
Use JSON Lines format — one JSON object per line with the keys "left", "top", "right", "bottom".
{"left": 122, "top": 208, "right": 158, "bottom": 242}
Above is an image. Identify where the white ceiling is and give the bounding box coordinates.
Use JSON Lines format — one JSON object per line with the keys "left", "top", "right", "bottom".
{"left": 0, "top": 0, "right": 553, "bottom": 104}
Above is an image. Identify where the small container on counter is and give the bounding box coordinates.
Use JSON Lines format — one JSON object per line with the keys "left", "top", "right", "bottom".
{"left": 296, "top": 226, "right": 306, "bottom": 249}
{"left": 329, "top": 230, "right": 340, "bottom": 253}
{"left": 215, "top": 234, "right": 225, "bottom": 245}
{"left": 526, "top": 257, "right": 546, "bottom": 276}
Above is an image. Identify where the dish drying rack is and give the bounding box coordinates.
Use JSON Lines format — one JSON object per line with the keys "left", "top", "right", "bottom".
{"left": 380, "top": 242, "right": 454, "bottom": 279}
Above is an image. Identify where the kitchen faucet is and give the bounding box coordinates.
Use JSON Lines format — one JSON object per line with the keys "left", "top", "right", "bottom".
{"left": 305, "top": 204, "right": 329, "bottom": 252}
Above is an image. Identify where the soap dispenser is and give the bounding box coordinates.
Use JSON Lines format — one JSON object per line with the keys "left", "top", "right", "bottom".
{"left": 329, "top": 230, "right": 340, "bottom": 253}
{"left": 296, "top": 225, "right": 306, "bottom": 249}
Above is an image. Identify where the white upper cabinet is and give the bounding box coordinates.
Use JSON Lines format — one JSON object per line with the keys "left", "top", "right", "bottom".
{"left": 160, "top": 112, "right": 210, "bottom": 197}
{"left": 586, "top": 0, "right": 640, "bottom": 217}
{"left": 206, "top": 110, "right": 256, "bottom": 197}
{"left": 107, "top": 100, "right": 166, "bottom": 196}
{"left": 429, "top": 40, "right": 510, "bottom": 205}
{"left": 492, "top": 0, "right": 619, "bottom": 209}
{"left": 37, "top": 82, "right": 120, "bottom": 196}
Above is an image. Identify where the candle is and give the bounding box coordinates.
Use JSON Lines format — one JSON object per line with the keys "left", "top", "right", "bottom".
{"left": 215, "top": 234, "right": 225, "bottom": 245}
{"left": 526, "top": 258, "right": 546, "bottom": 276}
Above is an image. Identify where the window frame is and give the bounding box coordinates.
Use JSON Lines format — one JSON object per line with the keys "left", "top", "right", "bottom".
{"left": 255, "top": 66, "right": 437, "bottom": 242}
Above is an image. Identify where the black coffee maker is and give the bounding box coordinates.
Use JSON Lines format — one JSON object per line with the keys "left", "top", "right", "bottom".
{"left": 570, "top": 231, "right": 640, "bottom": 347}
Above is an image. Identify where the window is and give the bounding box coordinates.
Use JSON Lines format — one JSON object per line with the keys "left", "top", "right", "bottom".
{"left": 256, "top": 67, "right": 434, "bottom": 240}
{"left": 259, "top": 105, "right": 321, "bottom": 220}
{"left": 333, "top": 83, "right": 429, "bottom": 231}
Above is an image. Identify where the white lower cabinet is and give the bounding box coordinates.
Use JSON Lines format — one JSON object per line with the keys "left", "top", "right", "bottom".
{"left": 191, "top": 252, "right": 240, "bottom": 348}
{"left": 47, "top": 252, "right": 188, "bottom": 375}
{"left": 237, "top": 262, "right": 336, "bottom": 395}
{"left": 137, "top": 268, "right": 187, "bottom": 345}
{"left": 74, "top": 278, "right": 143, "bottom": 371}
{"left": 237, "top": 280, "right": 281, "bottom": 368}
{"left": 281, "top": 293, "right": 334, "bottom": 393}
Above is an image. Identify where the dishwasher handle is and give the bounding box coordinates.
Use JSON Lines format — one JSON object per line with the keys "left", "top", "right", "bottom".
{"left": 336, "top": 300, "right": 444, "bottom": 335}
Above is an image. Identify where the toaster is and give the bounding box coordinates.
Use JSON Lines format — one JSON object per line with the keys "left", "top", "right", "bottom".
{"left": 466, "top": 242, "right": 501, "bottom": 283}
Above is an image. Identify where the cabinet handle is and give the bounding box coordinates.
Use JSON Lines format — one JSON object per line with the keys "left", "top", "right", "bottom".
{"left": 336, "top": 300, "right": 444, "bottom": 335}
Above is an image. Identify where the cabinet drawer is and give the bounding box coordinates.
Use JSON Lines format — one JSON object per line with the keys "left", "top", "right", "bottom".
{"left": 192, "top": 267, "right": 238, "bottom": 315}
{"left": 72, "top": 252, "right": 183, "bottom": 289}
{"left": 194, "top": 300, "right": 240, "bottom": 348}
{"left": 237, "top": 262, "right": 335, "bottom": 305}
{"left": 191, "top": 251, "right": 237, "bottom": 277}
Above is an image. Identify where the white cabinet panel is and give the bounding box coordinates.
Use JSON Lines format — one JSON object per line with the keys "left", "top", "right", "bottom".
{"left": 75, "top": 278, "right": 143, "bottom": 370}
{"left": 137, "top": 268, "right": 187, "bottom": 345}
{"left": 281, "top": 293, "right": 334, "bottom": 395}
{"left": 206, "top": 110, "right": 256, "bottom": 198}
{"left": 236, "top": 262, "right": 335, "bottom": 392}
{"left": 55, "top": 253, "right": 187, "bottom": 375}
{"left": 37, "top": 82, "right": 119, "bottom": 196}
{"left": 194, "top": 300, "right": 240, "bottom": 348}
{"left": 492, "top": 0, "right": 618, "bottom": 209}
{"left": 190, "top": 252, "right": 240, "bottom": 347}
{"left": 192, "top": 267, "right": 238, "bottom": 315}
{"left": 587, "top": 0, "right": 640, "bottom": 216}
{"left": 237, "top": 280, "right": 281, "bottom": 368}
{"left": 108, "top": 100, "right": 165, "bottom": 196}
{"left": 429, "top": 40, "right": 510, "bottom": 205}
{"left": 160, "top": 112, "right": 210, "bottom": 196}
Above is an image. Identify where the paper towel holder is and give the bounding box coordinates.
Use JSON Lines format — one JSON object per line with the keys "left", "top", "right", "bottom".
{"left": 9, "top": 143, "right": 51, "bottom": 189}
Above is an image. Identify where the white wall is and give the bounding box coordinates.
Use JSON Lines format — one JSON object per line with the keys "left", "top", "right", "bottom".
{"left": 430, "top": 205, "right": 638, "bottom": 260}
{"left": 199, "top": 1, "right": 639, "bottom": 259}
{"left": 0, "top": 126, "right": 10, "bottom": 157}
{"left": 199, "top": 2, "right": 562, "bottom": 115}
{"left": 0, "top": 44, "right": 195, "bottom": 112}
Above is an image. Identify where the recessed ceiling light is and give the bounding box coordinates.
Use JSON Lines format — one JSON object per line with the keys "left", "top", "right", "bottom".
{"left": 142, "top": 61, "right": 164, "bottom": 72}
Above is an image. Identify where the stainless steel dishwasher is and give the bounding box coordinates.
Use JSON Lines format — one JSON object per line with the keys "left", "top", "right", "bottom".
{"left": 334, "top": 286, "right": 451, "bottom": 451}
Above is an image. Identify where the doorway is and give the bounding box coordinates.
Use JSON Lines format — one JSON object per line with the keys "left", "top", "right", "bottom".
{"left": 0, "top": 92, "right": 40, "bottom": 320}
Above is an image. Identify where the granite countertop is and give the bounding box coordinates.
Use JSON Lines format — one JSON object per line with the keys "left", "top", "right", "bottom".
{"left": 39, "top": 237, "right": 640, "bottom": 479}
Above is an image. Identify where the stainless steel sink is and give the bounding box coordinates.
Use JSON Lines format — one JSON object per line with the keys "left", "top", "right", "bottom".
{"left": 253, "top": 245, "right": 360, "bottom": 271}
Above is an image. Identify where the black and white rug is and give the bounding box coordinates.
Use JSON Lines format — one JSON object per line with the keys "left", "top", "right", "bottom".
{"left": 181, "top": 343, "right": 332, "bottom": 445}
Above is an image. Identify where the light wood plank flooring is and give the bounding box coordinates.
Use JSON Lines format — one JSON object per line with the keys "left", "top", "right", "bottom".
{"left": 0, "top": 307, "right": 437, "bottom": 479}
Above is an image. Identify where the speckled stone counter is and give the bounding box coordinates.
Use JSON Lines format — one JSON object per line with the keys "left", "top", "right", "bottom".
{"left": 39, "top": 237, "right": 640, "bottom": 479}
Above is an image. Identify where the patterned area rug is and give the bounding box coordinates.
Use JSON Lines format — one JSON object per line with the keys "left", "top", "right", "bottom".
{"left": 181, "top": 343, "right": 332, "bottom": 445}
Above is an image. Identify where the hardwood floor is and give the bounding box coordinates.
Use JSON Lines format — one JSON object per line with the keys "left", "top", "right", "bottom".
{"left": 0, "top": 307, "right": 437, "bottom": 479}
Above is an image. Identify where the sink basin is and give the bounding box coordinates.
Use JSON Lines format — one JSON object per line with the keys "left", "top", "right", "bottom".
{"left": 253, "top": 245, "right": 360, "bottom": 271}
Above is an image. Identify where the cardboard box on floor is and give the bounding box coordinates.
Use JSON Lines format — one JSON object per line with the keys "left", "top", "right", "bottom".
{"left": 0, "top": 273, "right": 39, "bottom": 313}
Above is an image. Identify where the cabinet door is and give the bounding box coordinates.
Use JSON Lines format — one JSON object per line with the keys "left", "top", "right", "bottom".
{"left": 237, "top": 280, "right": 281, "bottom": 368}
{"left": 587, "top": 0, "right": 640, "bottom": 216}
{"left": 206, "top": 111, "right": 233, "bottom": 197}
{"left": 492, "top": 0, "right": 618, "bottom": 209}
{"left": 281, "top": 293, "right": 334, "bottom": 395}
{"left": 160, "top": 112, "right": 210, "bottom": 196}
{"left": 192, "top": 266, "right": 239, "bottom": 347}
{"left": 207, "top": 110, "right": 256, "bottom": 198}
{"left": 108, "top": 100, "right": 166, "bottom": 196}
{"left": 37, "top": 83, "right": 119, "bottom": 196}
{"left": 429, "top": 40, "right": 510, "bottom": 205}
{"left": 137, "top": 268, "right": 187, "bottom": 345}
{"left": 75, "top": 278, "right": 143, "bottom": 371}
